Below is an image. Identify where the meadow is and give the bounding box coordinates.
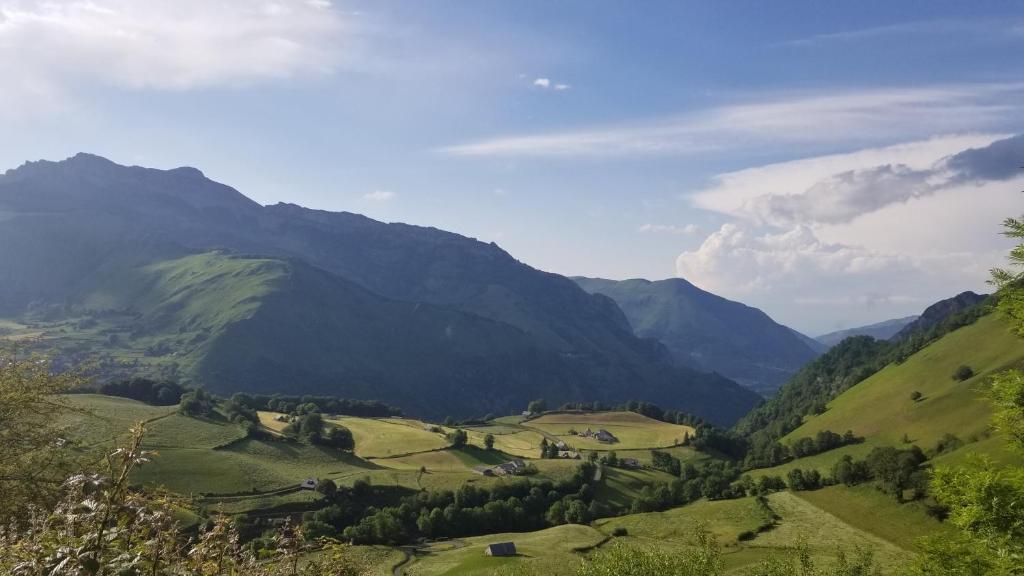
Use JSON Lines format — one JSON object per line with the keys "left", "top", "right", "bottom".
{"left": 401, "top": 524, "right": 607, "bottom": 576}
{"left": 519, "top": 411, "right": 695, "bottom": 450}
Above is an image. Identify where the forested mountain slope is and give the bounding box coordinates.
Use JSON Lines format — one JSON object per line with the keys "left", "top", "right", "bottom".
{"left": 0, "top": 154, "right": 760, "bottom": 423}
{"left": 573, "top": 277, "right": 820, "bottom": 395}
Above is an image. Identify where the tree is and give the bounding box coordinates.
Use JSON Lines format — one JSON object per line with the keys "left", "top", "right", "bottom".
{"left": 317, "top": 478, "right": 338, "bottom": 500}
{"left": 300, "top": 412, "right": 325, "bottom": 443}
{"left": 952, "top": 365, "right": 974, "bottom": 382}
{"left": 912, "top": 216, "right": 1024, "bottom": 572}
{"left": 0, "top": 348, "right": 83, "bottom": 522}
{"left": 324, "top": 425, "right": 354, "bottom": 449}
{"left": 178, "top": 388, "right": 216, "bottom": 417}
{"left": 527, "top": 398, "right": 546, "bottom": 414}
{"left": 484, "top": 433, "right": 495, "bottom": 451}
{"left": 448, "top": 429, "right": 468, "bottom": 449}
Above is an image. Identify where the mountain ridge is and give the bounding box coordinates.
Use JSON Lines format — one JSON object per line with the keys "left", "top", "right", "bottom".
{"left": 0, "top": 153, "right": 761, "bottom": 424}
{"left": 572, "top": 276, "right": 821, "bottom": 395}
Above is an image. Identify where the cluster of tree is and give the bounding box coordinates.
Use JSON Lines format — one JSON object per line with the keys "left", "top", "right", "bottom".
{"left": 222, "top": 392, "right": 261, "bottom": 435}
{"left": 227, "top": 393, "right": 400, "bottom": 418}
{"left": 742, "top": 429, "right": 863, "bottom": 470}
{"left": 830, "top": 446, "right": 928, "bottom": 501}
{"left": 179, "top": 387, "right": 218, "bottom": 418}
{"left": 284, "top": 412, "right": 354, "bottom": 449}
{"left": 629, "top": 457, "right": 744, "bottom": 513}
{"left": 96, "top": 377, "right": 187, "bottom": 405}
{"left": 735, "top": 301, "right": 989, "bottom": 448}
{"left": 325, "top": 462, "right": 601, "bottom": 545}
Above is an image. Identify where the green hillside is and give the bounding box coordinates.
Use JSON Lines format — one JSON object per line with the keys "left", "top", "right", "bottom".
{"left": 0, "top": 153, "right": 762, "bottom": 424}
{"left": 750, "top": 313, "right": 1023, "bottom": 478}
{"left": 3, "top": 250, "right": 756, "bottom": 422}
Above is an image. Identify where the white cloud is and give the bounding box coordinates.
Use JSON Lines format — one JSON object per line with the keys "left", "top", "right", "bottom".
{"left": 690, "top": 134, "right": 1004, "bottom": 221}
{"left": 638, "top": 223, "right": 700, "bottom": 235}
{"left": 0, "top": 0, "right": 347, "bottom": 114}
{"left": 675, "top": 134, "right": 1024, "bottom": 332}
{"left": 532, "top": 77, "right": 570, "bottom": 91}
{"left": 675, "top": 221, "right": 996, "bottom": 332}
{"left": 362, "top": 190, "right": 396, "bottom": 201}
{"left": 439, "top": 84, "right": 1024, "bottom": 157}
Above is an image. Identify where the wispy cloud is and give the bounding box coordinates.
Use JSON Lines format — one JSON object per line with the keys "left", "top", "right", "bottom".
{"left": 439, "top": 83, "right": 1024, "bottom": 158}
{"left": 779, "top": 18, "right": 1022, "bottom": 47}
{"left": 0, "top": 0, "right": 348, "bottom": 115}
{"left": 638, "top": 223, "right": 701, "bottom": 236}
{"left": 533, "top": 78, "right": 551, "bottom": 88}
{"left": 363, "top": 190, "right": 396, "bottom": 202}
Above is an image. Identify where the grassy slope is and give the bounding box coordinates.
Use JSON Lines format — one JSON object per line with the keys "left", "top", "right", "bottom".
{"left": 754, "top": 314, "right": 1023, "bottom": 479}
{"left": 328, "top": 416, "right": 450, "bottom": 458}
{"left": 402, "top": 524, "right": 607, "bottom": 576}
{"left": 793, "top": 485, "right": 954, "bottom": 550}
{"left": 61, "top": 394, "right": 177, "bottom": 446}
{"left": 521, "top": 412, "right": 695, "bottom": 450}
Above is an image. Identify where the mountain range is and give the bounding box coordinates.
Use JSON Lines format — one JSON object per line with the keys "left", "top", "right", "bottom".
{"left": 814, "top": 316, "right": 919, "bottom": 349}
{"left": 573, "top": 277, "right": 822, "bottom": 395}
{"left": 0, "top": 153, "right": 762, "bottom": 424}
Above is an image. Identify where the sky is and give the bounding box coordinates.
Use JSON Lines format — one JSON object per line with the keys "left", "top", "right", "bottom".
{"left": 2, "top": 0, "right": 1024, "bottom": 334}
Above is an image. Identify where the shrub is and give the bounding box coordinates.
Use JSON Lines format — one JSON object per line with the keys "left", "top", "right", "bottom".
{"left": 910, "top": 390, "right": 922, "bottom": 401}
{"left": 953, "top": 365, "right": 975, "bottom": 382}
{"left": 612, "top": 527, "right": 628, "bottom": 537}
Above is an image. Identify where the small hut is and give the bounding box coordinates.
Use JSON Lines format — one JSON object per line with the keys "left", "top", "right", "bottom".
{"left": 484, "top": 542, "right": 517, "bottom": 557}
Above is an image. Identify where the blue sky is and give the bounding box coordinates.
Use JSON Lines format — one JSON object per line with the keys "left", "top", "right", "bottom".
{"left": 3, "top": 0, "right": 1024, "bottom": 333}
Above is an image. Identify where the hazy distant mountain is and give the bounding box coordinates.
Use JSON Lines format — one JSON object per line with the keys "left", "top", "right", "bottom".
{"left": 573, "top": 277, "right": 821, "bottom": 396}
{"left": 815, "top": 316, "right": 919, "bottom": 349}
{"left": 0, "top": 153, "right": 760, "bottom": 424}
{"left": 892, "top": 292, "right": 988, "bottom": 341}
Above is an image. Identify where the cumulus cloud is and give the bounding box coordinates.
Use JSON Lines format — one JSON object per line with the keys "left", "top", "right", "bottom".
{"left": 0, "top": 0, "right": 347, "bottom": 113}
{"left": 676, "top": 134, "right": 1024, "bottom": 332}
{"left": 676, "top": 224, "right": 906, "bottom": 294}
{"left": 533, "top": 78, "right": 551, "bottom": 88}
{"left": 362, "top": 190, "right": 396, "bottom": 201}
{"left": 674, "top": 221, "right": 998, "bottom": 332}
{"left": 638, "top": 223, "right": 701, "bottom": 235}
{"left": 440, "top": 84, "right": 1024, "bottom": 157}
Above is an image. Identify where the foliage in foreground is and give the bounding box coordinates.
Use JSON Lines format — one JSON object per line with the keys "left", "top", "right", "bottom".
{"left": 0, "top": 423, "right": 368, "bottom": 576}
{"left": 903, "top": 214, "right": 1024, "bottom": 576}
{"left": 0, "top": 347, "right": 85, "bottom": 522}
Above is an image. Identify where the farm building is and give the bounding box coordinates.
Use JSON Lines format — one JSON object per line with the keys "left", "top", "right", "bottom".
{"left": 484, "top": 542, "right": 517, "bottom": 557}
{"left": 495, "top": 459, "right": 526, "bottom": 475}
{"left": 620, "top": 458, "right": 641, "bottom": 469}
{"left": 595, "top": 429, "right": 617, "bottom": 443}
{"left": 475, "top": 459, "right": 528, "bottom": 476}
{"left": 558, "top": 450, "right": 581, "bottom": 459}
{"left": 299, "top": 478, "right": 318, "bottom": 490}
